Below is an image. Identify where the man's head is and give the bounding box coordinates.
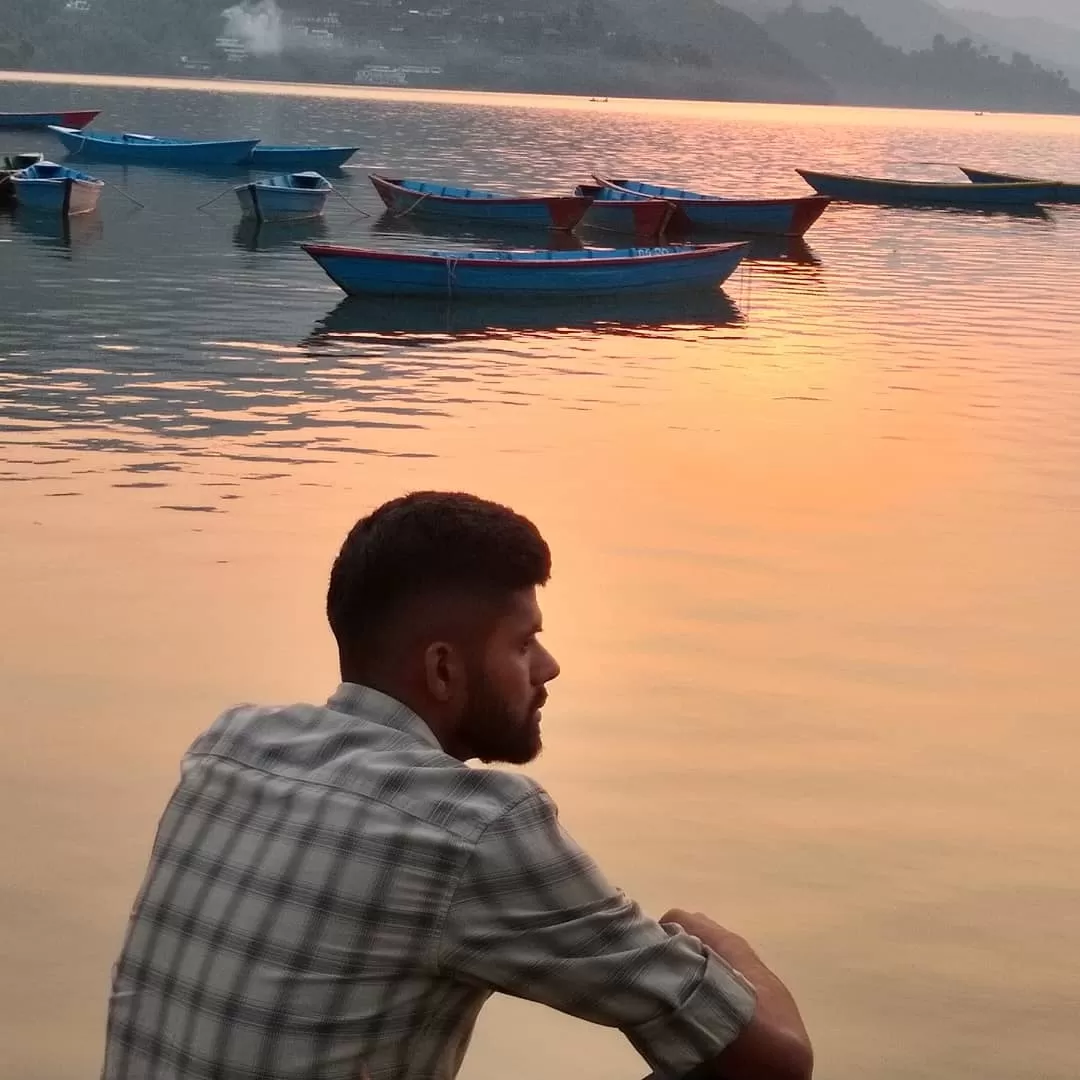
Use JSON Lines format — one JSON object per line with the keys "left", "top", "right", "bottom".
{"left": 327, "top": 491, "right": 560, "bottom": 764}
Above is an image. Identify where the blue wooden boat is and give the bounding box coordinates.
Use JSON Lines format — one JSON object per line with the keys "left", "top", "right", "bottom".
{"left": 370, "top": 174, "right": 593, "bottom": 230}
{"left": 958, "top": 166, "right": 1080, "bottom": 205}
{"left": 574, "top": 183, "right": 675, "bottom": 237}
{"left": 594, "top": 176, "right": 831, "bottom": 237}
{"left": 48, "top": 126, "right": 260, "bottom": 166}
{"left": 235, "top": 171, "right": 331, "bottom": 221}
{"left": 13, "top": 161, "right": 104, "bottom": 215}
{"left": 796, "top": 168, "right": 1060, "bottom": 207}
{"left": 0, "top": 109, "right": 98, "bottom": 130}
{"left": 303, "top": 242, "right": 749, "bottom": 298}
{"left": 247, "top": 145, "right": 358, "bottom": 170}
{"left": 1, "top": 153, "right": 44, "bottom": 206}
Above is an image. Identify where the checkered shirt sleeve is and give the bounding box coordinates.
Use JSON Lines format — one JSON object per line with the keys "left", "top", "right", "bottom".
{"left": 439, "top": 788, "right": 755, "bottom": 1078}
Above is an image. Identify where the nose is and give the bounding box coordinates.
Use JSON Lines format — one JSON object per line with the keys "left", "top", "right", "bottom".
{"left": 538, "top": 643, "right": 560, "bottom": 684}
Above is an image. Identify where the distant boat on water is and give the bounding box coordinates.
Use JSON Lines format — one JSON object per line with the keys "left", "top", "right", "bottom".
{"left": 594, "top": 177, "right": 831, "bottom": 237}
{"left": 958, "top": 166, "right": 1080, "bottom": 204}
{"left": 48, "top": 126, "right": 260, "bottom": 167}
{"left": 796, "top": 168, "right": 1061, "bottom": 207}
{"left": 248, "top": 145, "right": 358, "bottom": 170}
{"left": 0, "top": 109, "right": 99, "bottom": 130}
{"left": 370, "top": 175, "right": 593, "bottom": 230}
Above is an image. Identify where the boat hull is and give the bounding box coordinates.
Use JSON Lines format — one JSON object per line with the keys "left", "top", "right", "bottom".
{"left": 796, "top": 169, "right": 1059, "bottom": 206}
{"left": 303, "top": 242, "right": 749, "bottom": 298}
{"left": 575, "top": 184, "right": 674, "bottom": 237}
{"left": 0, "top": 109, "right": 99, "bottom": 130}
{"left": 247, "top": 146, "right": 358, "bottom": 170}
{"left": 959, "top": 167, "right": 1080, "bottom": 204}
{"left": 48, "top": 126, "right": 260, "bottom": 166}
{"left": 595, "top": 177, "right": 831, "bottom": 237}
{"left": 370, "top": 175, "right": 591, "bottom": 230}
{"left": 236, "top": 182, "right": 330, "bottom": 221}
{"left": 14, "top": 175, "right": 103, "bottom": 215}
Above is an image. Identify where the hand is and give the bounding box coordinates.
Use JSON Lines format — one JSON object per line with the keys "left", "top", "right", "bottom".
{"left": 660, "top": 908, "right": 759, "bottom": 972}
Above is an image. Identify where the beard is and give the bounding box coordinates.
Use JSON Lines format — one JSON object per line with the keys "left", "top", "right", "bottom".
{"left": 459, "top": 664, "right": 544, "bottom": 765}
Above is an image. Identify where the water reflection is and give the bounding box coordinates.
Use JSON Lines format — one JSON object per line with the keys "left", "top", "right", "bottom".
{"left": 233, "top": 216, "right": 329, "bottom": 250}
{"left": 307, "top": 289, "right": 744, "bottom": 341}
{"left": 370, "top": 212, "right": 587, "bottom": 251}
{"left": 10, "top": 207, "right": 104, "bottom": 252}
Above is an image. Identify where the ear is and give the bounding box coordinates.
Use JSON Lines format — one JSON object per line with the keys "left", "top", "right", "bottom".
{"left": 422, "top": 640, "right": 465, "bottom": 704}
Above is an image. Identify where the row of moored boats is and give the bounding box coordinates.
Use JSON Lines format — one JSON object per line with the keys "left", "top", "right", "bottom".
{"left": 4, "top": 107, "right": 1078, "bottom": 300}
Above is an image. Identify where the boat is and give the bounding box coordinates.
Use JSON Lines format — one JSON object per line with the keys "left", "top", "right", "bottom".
{"left": 369, "top": 175, "right": 592, "bottom": 230}
{"left": 958, "top": 166, "right": 1080, "bottom": 204}
{"left": 47, "top": 126, "right": 260, "bottom": 166}
{"left": 235, "top": 171, "right": 332, "bottom": 222}
{"left": 246, "top": 145, "right": 358, "bottom": 170}
{"left": 1, "top": 153, "right": 44, "bottom": 206}
{"left": 0, "top": 109, "right": 99, "bottom": 130}
{"left": 574, "top": 183, "right": 675, "bottom": 237}
{"left": 795, "top": 169, "right": 1060, "bottom": 207}
{"left": 12, "top": 161, "right": 104, "bottom": 215}
{"left": 302, "top": 242, "right": 750, "bottom": 298}
{"left": 593, "top": 176, "right": 831, "bottom": 237}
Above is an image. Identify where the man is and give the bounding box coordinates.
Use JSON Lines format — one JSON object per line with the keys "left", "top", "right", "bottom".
{"left": 102, "top": 491, "right": 812, "bottom": 1080}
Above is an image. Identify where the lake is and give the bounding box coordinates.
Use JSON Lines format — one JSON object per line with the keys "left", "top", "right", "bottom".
{"left": 1, "top": 72, "right": 1078, "bottom": 1080}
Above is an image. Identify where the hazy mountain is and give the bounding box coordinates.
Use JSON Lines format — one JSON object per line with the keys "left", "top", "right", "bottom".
{"left": 935, "top": 0, "right": 1080, "bottom": 34}
{"left": 764, "top": 4, "right": 1080, "bottom": 111}
{"left": 727, "top": 0, "right": 981, "bottom": 50}
{"left": 953, "top": 8, "right": 1080, "bottom": 81}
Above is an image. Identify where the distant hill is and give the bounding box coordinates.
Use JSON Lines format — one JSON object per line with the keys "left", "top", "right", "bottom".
{"left": 726, "top": 0, "right": 981, "bottom": 50}
{"left": 608, "top": 0, "right": 833, "bottom": 102}
{"left": 936, "top": 0, "right": 1080, "bottom": 34}
{"left": 763, "top": 4, "right": 1080, "bottom": 112}
{"left": 952, "top": 8, "right": 1080, "bottom": 83}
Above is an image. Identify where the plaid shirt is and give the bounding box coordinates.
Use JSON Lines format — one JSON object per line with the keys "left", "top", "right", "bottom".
{"left": 102, "top": 684, "right": 754, "bottom": 1080}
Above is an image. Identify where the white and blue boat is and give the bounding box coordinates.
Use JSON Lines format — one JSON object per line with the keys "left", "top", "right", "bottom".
{"left": 48, "top": 125, "right": 260, "bottom": 167}
{"left": 13, "top": 160, "right": 104, "bottom": 215}
{"left": 303, "top": 242, "right": 750, "bottom": 299}
{"left": 235, "top": 171, "right": 332, "bottom": 222}
{"left": 247, "top": 145, "right": 358, "bottom": 170}
{"left": 796, "top": 168, "right": 1060, "bottom": 207}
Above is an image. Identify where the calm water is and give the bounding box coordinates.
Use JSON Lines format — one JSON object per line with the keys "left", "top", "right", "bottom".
{"left": 2, "top": 74, "right": 1079, "bottom": 1080}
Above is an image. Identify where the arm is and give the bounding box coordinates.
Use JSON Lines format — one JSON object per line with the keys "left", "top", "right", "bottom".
{"left": 660, "top": 910, "right": 813, "bottom": 1080}
{"left": 438, "top": 790, "right": 761, "bottom": 1080}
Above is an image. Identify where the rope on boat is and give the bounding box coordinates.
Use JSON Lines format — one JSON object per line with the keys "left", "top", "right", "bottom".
{"left": 444, "top": 256, "right": 459, "bottom": 299}
{"left": 195, "top": 186, "right": 235, "bottom": 212}
{"left": 102, "top": 179, "right": 145, "bottom": 209}
{"left": 328, "top": 186, "right": 371, "bottom": 218}
{"left": 389, "top": 191, "right": 432, "bottom": 218}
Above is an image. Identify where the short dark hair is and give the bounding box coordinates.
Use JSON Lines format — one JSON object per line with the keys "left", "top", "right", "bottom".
{"left": 327, "top": 491, "right": 551, "bottom": 652}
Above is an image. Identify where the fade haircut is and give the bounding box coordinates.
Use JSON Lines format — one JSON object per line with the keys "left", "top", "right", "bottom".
{"left": 327, "top": 491, "right": 551, "bottom": 653}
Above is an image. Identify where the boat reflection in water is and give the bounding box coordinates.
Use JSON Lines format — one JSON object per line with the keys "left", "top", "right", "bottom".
{"left": 304, "top": 287, "right": 743, "bottom": 344}
{"left": 10, "top": 207, "right": 104, "bottom": 252}
{"left": 232, "top": 216, "right": 329, "bottom": 251}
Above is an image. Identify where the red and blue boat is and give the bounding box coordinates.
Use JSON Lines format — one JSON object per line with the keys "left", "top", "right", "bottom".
{"left": 594, "top": 176, "right": 831, "bottom": 237}
{"left": 574, "top": 183, "right": 675, "bottom": 237}
{"left": 958, "top": 166, "right": 1080, "bottom": 205}
{"left": 48, "top": 126, "right": 260, "bottom": 167}
{"left": 370, "top": 174, "right": 592, "bottom": 230}
{"left": 0, "top": 109, "right": 99, "bottom": 130}
{"left": 796, "top": 168, "right": 1060, "bottom": 207}
{"left": 303, "top": 242, "right": 750, "bottom": 298}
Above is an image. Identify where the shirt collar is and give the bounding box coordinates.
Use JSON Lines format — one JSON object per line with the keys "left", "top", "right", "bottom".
{"left": 326, "top": 682, "right": 444, "bottom": 752}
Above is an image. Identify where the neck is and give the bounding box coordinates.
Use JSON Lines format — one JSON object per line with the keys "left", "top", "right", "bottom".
{"left": 340, "top": 670, "right": 460, "bottom": 758}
